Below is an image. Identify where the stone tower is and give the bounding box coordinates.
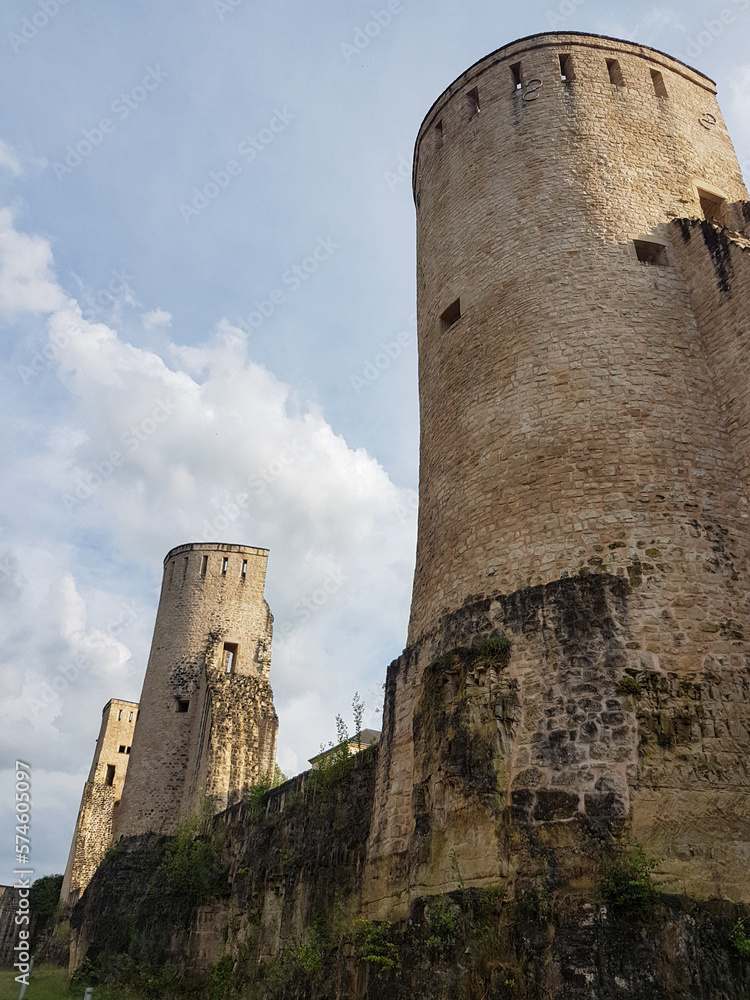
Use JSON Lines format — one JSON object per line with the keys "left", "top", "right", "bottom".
{"left": 115, "top": 543, "right": 278, "bottom": 837}
{"left": 366, "top": 32, "right": 750, "bottom": 917}
{"left": 61, "top": 698, "right": 138, "bottom": 905}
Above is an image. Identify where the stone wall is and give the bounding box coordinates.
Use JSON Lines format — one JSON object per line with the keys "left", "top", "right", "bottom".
{"left": 70, "top": 749, "right": 379, "bottom": 978}
{"left": 669, "top": 218, "right": 750, "bottom": 496}
{"left": 69, "top": 749, "right": 750, "bottom": 999}
{"left": 0, "top": 886, "right": 18, "bottom": 967}
{"left": 364, "top": 575, "right": 750, "bottom": 918}
{"left": 115, "top": 543, "right": 279, "bottom": 837}
{"left": 61, "top": 783, "right": 117, "bottom": 908}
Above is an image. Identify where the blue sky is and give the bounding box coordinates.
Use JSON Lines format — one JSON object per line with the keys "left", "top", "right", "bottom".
{"left": 0, "top": 0, "right": 748, "bottom": 880}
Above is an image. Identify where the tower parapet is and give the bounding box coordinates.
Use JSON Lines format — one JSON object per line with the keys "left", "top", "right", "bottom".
{"left": 115, "top": 543, "right": 278, "bottom": 838}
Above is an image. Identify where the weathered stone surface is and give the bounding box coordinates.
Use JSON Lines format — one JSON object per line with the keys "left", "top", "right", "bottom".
{"left": 115, "top": 543, "right": 279, "bottom": 837}
{"left": 61, "top": 698, "right": 138, "bottom": 905}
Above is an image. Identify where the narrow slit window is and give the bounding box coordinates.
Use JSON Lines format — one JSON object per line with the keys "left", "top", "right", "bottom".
{"left": 126, "top": 746, "right": 131, "bottom": 754}
{"left": 510, "top": 62, "right": 522, "bottom": 90}
{"left": 105, "top": 764, "right": 115, "bottom": 786}
{"left": 176, "top": 699, "right": 189, "bottom": 713}
{"left": 466, "top": 87, "right": 480, "bottom": 116}
{"left": 634, "top": 240, "right": 668, "bottom": 266}
{"left": 241, "top": 559, "right": 247, "bottom": 579}
{"left": 200, "top": 555, "right": 208, "bottom": 577}
{"left": 128, "top": 712, "right": 134, "bottom": 722}
{"left": 607, "top": 59, "right": 625, "bottom": 87}
{"left": 117, "top": 709, "right": 122, "bottom": 720}
{"left": 182, "top": 556, "right": 188, "bottom": 581}
{"left": 434, "top": 120, "right": 443, "bottom": 148}
{"left": 697, "top": 189, "right": 726, "bottom": 224}
{"left": 650, "top": 69, "right": 667, "bottom": 97}
{"left": 221, "top": 556, "right": 228, "bottom": 576}
{"left": 440, "top": 298, "right": 461, "bottom": 332}
{"left": 223, "top": 642, "right": 238, "bottom": 674}
{"left": 168, "top": 560, "right": 175, "bottom": 584}
{"left": 559, "top": 54, "right": 574, "bottom": 82}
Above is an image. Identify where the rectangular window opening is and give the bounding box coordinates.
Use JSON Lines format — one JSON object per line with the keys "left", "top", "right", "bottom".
{"left": 440, "top": 298, "right": 461, "bottom": 332}
{"left": 118, "top": 745, "right": 127, "bottom": 753}
{"left": 607, "top": 59, "right": 625, "bottom": 87}
{"left": 241, "top": 559, "right": 247, "bottom": 579}
{"left": 466, "top": 87, "right": 480, "bottom": 116}
{"left": 223, "top": 642, "right": 239, "bottom": 674}
{"left": 176, "top": 699, "right": 190, "bottom": 713}
{"left": 634, "top": 240, "right": 669, "bottom": 266}
{"left": 697, "top": 189, "right": 726, "bottom": 225}
{"left": 200, "top": 555, "right": 208, "bottom": 577}
{"left": 126, "top": 746, "right": 131, "bottom": 754}
{"left": 434, "top": 120, "right": 443, "bottom": 148}
{"left": 650, "top": 69, "right": 667, "bottom": 98}
{"left": 221, "top": 556, "right": 228, "bottom": 576}
{"left": 510, "top": 62, "right": 522, "bottom": 90}
{"left": 105, "top": 764, "right": 115, "bottom": 786}
{"left": 559, "top": 54, "right": 574, "bottom": 82}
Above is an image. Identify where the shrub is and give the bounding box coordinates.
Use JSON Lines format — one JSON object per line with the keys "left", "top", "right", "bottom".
{"left": 598, "top": 842, "right": 660, "bottom": 918}
{"left": 211, "top": 957, "right": 234, "bottom": 1000}
{"left": 353, "top": 919, "right": 399, "bottom": 974}
{"left": 617, "top": 676, "right": 641, "bottom": 696}
{"left": 30, "top": 874, "right": 64, "bottom": 922}
{"left": 425, "top": 897, "right": 460, "bottom": 955}
{"left": 245, "top": 776, "right": 272, "bottom": 818}
{"left": 729, "top": 917, "right": 750, "bottom": 958}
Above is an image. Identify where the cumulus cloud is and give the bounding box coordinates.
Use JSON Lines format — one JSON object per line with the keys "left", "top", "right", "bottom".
{"left": 0, "top": 207, "right": 67, "bottom": 314}
{"left": 141, "top": 307, "right": 172, "bottom": 330}
{"left": 0, "top": 207, "right": 416, "bottom": 841}
{"left": 0, "top": 139, "right": 22, "bottom": 176}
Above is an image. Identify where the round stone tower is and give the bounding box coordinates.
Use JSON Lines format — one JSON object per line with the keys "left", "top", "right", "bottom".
{"left": 366, "top": 33, "right": 750, "bottom": 918}
{"left": 409, "top": 31, "right": 749, "bottom": 643}
{"left": 115, "top": 542, "right": 278, "bottom": 837}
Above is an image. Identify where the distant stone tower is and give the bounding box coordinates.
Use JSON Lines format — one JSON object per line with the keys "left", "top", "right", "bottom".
{"left": 366, "top": 32, "right": 750, "bottom": 917}
{"left": 115, "top": 543, "right": 278, "bottom": 837}
{"left": 61, "top": 698, "right": 138, "bottom": 905}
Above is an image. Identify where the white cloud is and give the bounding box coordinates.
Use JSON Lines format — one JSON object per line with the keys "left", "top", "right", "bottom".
{"left": 141, "top": 307, "right": 172, "bottom": 330}
{"left": 1, "top": 209, "right": 416, "bottom": 829}
{"left": 0, "top": 207, "right": 67, "bottom": 314}
{"left": 0, "top": 139, "right": 22, "bottom": 176}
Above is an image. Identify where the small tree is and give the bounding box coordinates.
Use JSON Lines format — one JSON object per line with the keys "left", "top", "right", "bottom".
{"left": 352, "top": 691, "right": 364, "bottom": 748}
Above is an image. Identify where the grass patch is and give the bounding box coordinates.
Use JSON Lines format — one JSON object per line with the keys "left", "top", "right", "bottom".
{"left": 474, "top": 633, "right": 512, "bottom": 666}
{"left": 0, "top": 964, "right": 69, "bottom": 1000}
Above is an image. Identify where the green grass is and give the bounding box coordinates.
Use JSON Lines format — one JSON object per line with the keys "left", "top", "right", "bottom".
{"left": 0, "top": 965, "right": 70, "bottom": 1000}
